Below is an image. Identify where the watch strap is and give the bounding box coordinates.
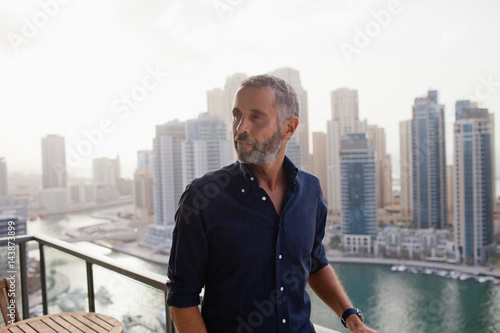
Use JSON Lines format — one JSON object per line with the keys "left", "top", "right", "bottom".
{"left": 341, "top": 308, "right": 359, "bottom": 328}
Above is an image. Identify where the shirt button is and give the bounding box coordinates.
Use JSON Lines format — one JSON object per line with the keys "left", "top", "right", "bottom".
{"left": 250, "top": 176, "right": 254, "bottom": 181}
{"left": 282, "top": 319, "right": 286, "bottom": 324}
{"left": 262, "top": 196, "right": 266, "bottom": 201}
{"left": 241, "top": 189, "right": 245, "bottom": 193}
{"left": 278, "top": 255, "right": 282, "bottom": 259}
{"left": 280, "top": 287, "right": 284, "bottom": 291}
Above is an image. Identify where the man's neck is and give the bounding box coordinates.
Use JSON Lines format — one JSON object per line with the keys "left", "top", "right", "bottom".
{"left": 246, "top": 155, "right": 286, "bottom": 192}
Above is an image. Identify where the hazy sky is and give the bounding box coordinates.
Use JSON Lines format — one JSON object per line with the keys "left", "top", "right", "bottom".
{"left": 1, "top": 0, "right": 499, "bottom": 180}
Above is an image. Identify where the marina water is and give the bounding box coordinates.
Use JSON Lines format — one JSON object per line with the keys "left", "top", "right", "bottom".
{"left": 26, "top": 208, "right": 500, "bottom": 333}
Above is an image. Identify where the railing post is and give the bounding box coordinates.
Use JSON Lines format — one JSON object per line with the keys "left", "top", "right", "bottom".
{"left": 39, "top": 243, "right": 48, "bottom": 315}
{"left": 164, "top": 291, "right": 174, "bottom": 333}
{"left": 19, "top": 241, "right": 29, "bottom": 319}
{"left": 86, "top": 262, "right": 95, "bottom": 312}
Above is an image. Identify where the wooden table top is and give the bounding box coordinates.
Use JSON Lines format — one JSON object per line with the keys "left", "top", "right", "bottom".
{"left": 0, "top": 312, "right": 123, "bottom": 333}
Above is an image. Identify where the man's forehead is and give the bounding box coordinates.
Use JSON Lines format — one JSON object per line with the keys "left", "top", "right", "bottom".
{"left": 233, "top": 86, "right": 277, "bottom": 108}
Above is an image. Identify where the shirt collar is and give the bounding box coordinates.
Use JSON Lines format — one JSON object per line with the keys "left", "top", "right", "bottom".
{"left": 236, "top": 155, "right": 299, "bottom": 197}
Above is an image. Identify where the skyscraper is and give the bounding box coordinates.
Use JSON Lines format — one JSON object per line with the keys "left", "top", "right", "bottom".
{"left": 340, "top": 133, "right": 377, "bottom": 254}
{"left": 412, "top": 90, "right": 447, "bottom": 229}
{"left": 331, "top": 88, "right": 360, "bottom": 135}
{"left": 454, "top": 106, "right": 495, "bottom": 265}
{"left": 146, "top": 120, "right": 186, "bottom": 249}
{"left": 366, "top": 125, "right": 393, "bottom": 208}
{"left": 182, "top": 113, "right": 232, "bottom": 188}
{"left": 207, "top": 73, "right": 248, "bottom": 140}
{"left": 455, "top": 100, "right": 477, "bottom": 121}
{"left": 41, "top": 134, "right": 66, "bottom": 189}
{"left": 327, "top": 88, "right": 367, "bottom": 212}
{"left": 153, "top": 120, "right": 186, "bottom": 229}
{"left": 93, "top": 156, "right": 121, "bottom": 202}
{"left": 399, "top": 120, "right": 413, "bottom": 217}
{"left": 0, "top": 157, "right": 7, "bottom": 196}
{"left": 134, "top": 150, "right": 154, "bottom": 222}
{"left": 268, "top": 68, "right": 310, "bottom": 171}
{"left": 312, "top": 132, "right": 328, "bottom": 202}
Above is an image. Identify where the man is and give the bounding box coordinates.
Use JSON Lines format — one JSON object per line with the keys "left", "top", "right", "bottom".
{"left": 167, "top": 74, "right": 379, "bottom": 333}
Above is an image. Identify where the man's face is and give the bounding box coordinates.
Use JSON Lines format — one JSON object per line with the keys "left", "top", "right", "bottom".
{"left": 232, "top": 86, "right": 283, "bottom": 165}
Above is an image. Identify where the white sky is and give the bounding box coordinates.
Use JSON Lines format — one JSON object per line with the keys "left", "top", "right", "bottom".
{"left": 1, "top": 0, "right": 499, "bottom": 180}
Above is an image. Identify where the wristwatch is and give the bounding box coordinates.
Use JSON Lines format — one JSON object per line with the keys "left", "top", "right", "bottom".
{"left": 341, "top": 308, "right": 365, "bottom": 328}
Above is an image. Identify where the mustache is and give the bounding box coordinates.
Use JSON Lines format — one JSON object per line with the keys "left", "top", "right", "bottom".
{"left": 234, "top": 133, "right": 257, "bottom": 146}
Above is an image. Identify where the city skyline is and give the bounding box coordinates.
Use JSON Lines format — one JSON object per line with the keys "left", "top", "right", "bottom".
{"left": 1, "top": 0, "right": 500, "bottom": 180}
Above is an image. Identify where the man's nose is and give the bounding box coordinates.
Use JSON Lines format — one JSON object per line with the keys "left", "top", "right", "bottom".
{"left": 235, "top": 115, "right": 250, "bottom": 134}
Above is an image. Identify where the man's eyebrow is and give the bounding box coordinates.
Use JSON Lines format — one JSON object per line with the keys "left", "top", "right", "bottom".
{"left": 250, "top": 109, "right": 266, "bottom": 116}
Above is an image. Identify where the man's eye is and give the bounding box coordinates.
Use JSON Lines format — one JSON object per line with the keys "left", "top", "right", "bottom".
{"left": 252, "top": 115, "right": 261, "bottom": 119}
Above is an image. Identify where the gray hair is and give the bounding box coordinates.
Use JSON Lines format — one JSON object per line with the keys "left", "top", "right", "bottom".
{"left": 239, "top": 74, "right": 300, "bottom": 125}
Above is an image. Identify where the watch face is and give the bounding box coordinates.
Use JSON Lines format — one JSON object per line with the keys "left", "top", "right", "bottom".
{"left": 356, "top": 308, "right": 365, "bottom": 322}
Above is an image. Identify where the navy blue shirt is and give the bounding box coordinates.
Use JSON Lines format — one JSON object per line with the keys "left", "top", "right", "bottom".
{"left": 167, "top": 156, "right": 329, "bottom": 333}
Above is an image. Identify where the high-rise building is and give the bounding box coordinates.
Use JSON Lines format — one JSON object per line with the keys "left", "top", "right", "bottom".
{"left": 207, "top": 73, "right": 248, "bottom": 140}
{"left": 340, "top": 133, "right": 377, "bottom": 254}
{"left": 93, "top": 156, "right": 121, "bottom": 202}
{"left": 446, "top": 165, "right": 453, "bottom": 223}
{"left": 399, "top": 120, "right": 413, "bottom": 217}
{"left": 69, "top": 183, "right": 94, "bottom": 204}
{"left": 182, "top": 113, "right": 232, "bottom": 188}
{"left": 41, "top": 134, "right": 66, "bottom": 189}
{"left": 412, "top": 90, "right": 447, "bottom": 229}
{"left": 327, "top": 88, "right": 367, "bottom": 212}
{"left": 312, "top": 132, "right": 328, "bottom": 202}
{"left": 268, "top": 68, "right": 310, "bottom": 171}
{"left": 331, "top": 88, "right": 360, "bottom": 135}
{"left": 366, "top": 125, "right": 393, "bottom": 208}
{"left": 454, "top": 106, "right": 495, "bottom": 265}
{"left": 455, "top": 100, "right": 477, "bottom": 121}
{"left": 38, "top": 188, "right": 67, "bottom": 211}
{"left": 144, "top": 120, "right": 186, "bottom": 249}
{"left": 152, "top": 120, "right": 186, "bottom": 231}
{"left": 147, "top": 116, "right": 232, "bottom": 249}
{"left": 134, "top": 150, "right": 154, "bottom": 222}
{"left": 0, "top": 157, "right": 7, "bottom": 196}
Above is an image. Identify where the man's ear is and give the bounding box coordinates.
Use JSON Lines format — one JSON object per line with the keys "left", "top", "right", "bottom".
{"left": 283, "top": 116, "right": 299, "bottom": 140}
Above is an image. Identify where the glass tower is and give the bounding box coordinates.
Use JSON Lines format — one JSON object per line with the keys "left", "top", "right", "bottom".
{"left": 412, "top": 91, "right": 447, "bottom": 229}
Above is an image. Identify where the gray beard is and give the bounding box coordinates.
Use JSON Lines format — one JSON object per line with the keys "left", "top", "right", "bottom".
{"left": 234, "top": 129, "right": 283, "bottom": 165}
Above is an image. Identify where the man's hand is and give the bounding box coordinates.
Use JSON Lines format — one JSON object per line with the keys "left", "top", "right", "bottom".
{"left": 345, "top": 314, "right": 380, "bottom": 333}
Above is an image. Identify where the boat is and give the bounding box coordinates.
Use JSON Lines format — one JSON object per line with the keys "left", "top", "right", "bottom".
{"left": 449, "top": 271, "right": 461, "bottom": 279}
{"left": 477, "top": 277, "right": 488, "bottom": 283}
{"left": 423, "top": 268, "right": 434, "bottom": 275}
{"left": 57, "top": 289, "right": 86, "bottom": 312}
{"left": 397, "top": 265, "right": 407, "bottom": 272}
{"left": 459, "top": 274, "right": 472, "bottom": 281}
{"left": 122, "top": 315, "right": 156, "bottom": 332}
{"left": 95, "top": 286, "right": 112, "bottom": 304}
{"left": 408, "top": 267, "right": 420, "bottom": 274}
{"left": 436, "top": 270, "right": 449, "bottom": 278}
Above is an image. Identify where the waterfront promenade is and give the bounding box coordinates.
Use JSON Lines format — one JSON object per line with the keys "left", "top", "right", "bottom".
{"left": 328, "top": 256, "right": 500, "bottom": 278}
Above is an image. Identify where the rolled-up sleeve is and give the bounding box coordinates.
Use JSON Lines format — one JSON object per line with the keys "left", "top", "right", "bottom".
{"left": 167, "top": 183, "right": 209, "bottom": 308}
{"left": 310, "top": 181, "right": 329, "bottom": 274}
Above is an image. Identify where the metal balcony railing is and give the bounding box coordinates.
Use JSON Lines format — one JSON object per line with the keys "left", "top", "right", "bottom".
{"left": 0, "top": 234, "right": 174, "bottom": 332}
{"left": 1, "top": 234, "right": 340, "bottom": 333}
